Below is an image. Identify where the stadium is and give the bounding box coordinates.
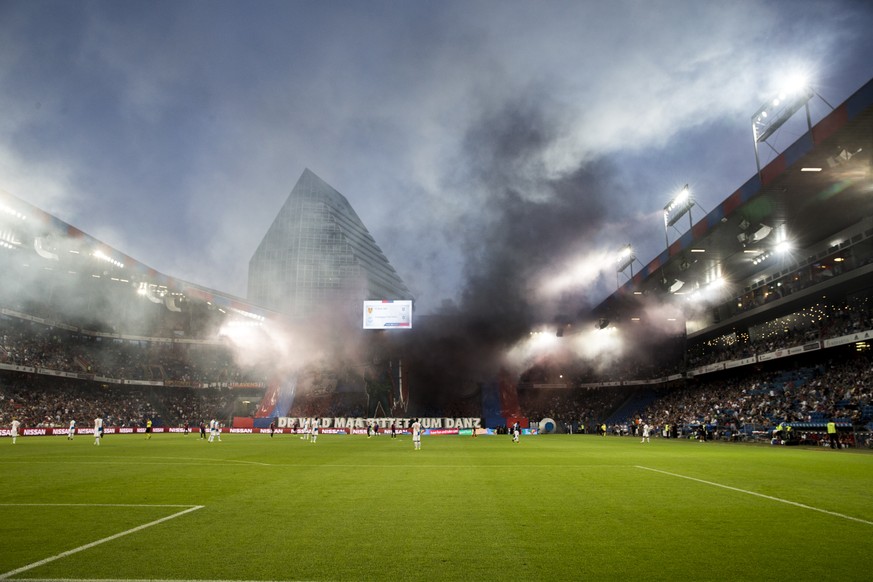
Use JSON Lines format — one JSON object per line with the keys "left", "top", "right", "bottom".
{"left": 2, "top": 69, "right": 873, "bottom": 581}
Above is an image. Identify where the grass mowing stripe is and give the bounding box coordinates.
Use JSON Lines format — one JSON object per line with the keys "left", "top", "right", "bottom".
{"left": 0, "top": 456, "right": 272, "bottom": 467}
{"left": 0, "top": 503, "right": 199, "bottom": 508}
{"left": 3, "top": 435, "right": 870, "bottom": 578}
{"left": 0, "top": 505, "right": 204, "bottom": 580}
{"left": 636, "top": 465, "right": 873, "bottom": 526}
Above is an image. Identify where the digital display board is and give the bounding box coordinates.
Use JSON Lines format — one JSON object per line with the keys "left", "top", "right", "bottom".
{"left": 363, "top": 300, "right": 413, "bottom": 329}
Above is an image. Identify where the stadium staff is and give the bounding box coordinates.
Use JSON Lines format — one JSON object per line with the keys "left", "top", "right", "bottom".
{"left": 773, "top": 422, "right": 784, "bottom": 442}
{"left": 827, "top": 421, "right": 840, "bottom": 449}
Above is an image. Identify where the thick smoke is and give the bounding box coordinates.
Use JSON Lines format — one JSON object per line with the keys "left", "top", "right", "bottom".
{"left": 396, "top": 92, "right": 662, "bottom": 408}
{"left": 459, "top": 96, "right": 617, "bottom": 329}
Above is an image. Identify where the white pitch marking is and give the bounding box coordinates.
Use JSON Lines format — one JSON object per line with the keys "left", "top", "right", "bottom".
{"left": 636, "top": 465, "right": 873, "bottom": 526}
{"left": 0, "top": 505, "right": 204, "bottom": 580}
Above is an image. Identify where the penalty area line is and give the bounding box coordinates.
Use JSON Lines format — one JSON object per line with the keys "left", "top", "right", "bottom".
{"left": 635, "top": 465, "right": 873, "bottom": 526}
{"left": 0, "top": 505, "right": 204, "bottom": 580}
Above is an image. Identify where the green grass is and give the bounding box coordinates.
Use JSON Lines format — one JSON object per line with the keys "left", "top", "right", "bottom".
{"left": 1, "top": 433, "right": 872, "bottom": 581}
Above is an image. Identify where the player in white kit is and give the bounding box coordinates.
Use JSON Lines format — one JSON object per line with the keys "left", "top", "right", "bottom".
{"left": 311, "top": 418, "right": 319, "bottom": 443}
{"left": 10, "top": 419, "right": 20, "bottom": 444}
{"left": 94, "top": 417, "right": 103, "bottom": 445}
{"left": 641, "top": 423, "right": 651, "bottom": 443}
{"left": 412, "top": 419, "right": 422, "bottom": 450}
{"left": 68, "top": 419, "right": 76, "bottom": 440}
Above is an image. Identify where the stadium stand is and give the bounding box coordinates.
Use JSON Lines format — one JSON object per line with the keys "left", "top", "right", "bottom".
{"left": 2, "top": 77, "right": 872, "bottom": 443}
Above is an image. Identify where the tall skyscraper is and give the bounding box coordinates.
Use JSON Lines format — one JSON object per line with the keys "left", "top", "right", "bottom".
{"left": 247, "top": 169, "right": 412, "bottom": 319}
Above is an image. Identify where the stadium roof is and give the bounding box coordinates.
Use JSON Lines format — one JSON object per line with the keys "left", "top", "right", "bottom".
{"left": 0, "top": 188, "right": 280, "bottom": 323}
{"left": 594, "top": 77, "right": 873, "bottom": 333}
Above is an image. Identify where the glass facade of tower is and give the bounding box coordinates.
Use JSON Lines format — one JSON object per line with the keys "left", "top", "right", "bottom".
{"left": 247, "top": 169, "right": 412, "bottom": 319}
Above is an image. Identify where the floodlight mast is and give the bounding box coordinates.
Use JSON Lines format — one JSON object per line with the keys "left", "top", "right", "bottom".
{"left": 616, "top": 244, "right": 642, "bottom": 289}
{"left": 751, "top": 82, "right": 833, "bottom": 175}
{"left": 663, "top": 184, "right": 705, "bottom": 249}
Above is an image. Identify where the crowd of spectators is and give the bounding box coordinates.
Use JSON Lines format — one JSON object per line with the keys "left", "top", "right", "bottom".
{"left": 688, "top": 295, "right": 872, "bottom": 369}
{"left": 3, "top": 294, "right": 872, "bottom": 443}
{"left": 722, "top": 244, "right": 872, "bottom": 318}
{"left": 0, "top": 373, "right": 232, "bottom": 429}
{"left": 1, "top": 315, "right": 266, "bottom": 386}
{"left": 627, "top": 351, "right": 873, "bottom": 436}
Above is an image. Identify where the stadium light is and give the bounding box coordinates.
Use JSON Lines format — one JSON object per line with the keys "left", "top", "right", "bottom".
{"left": 0, "top": 204, "right": 27, "bottom": 221}
{"left": 753, "top": 81, "right": 813, "bottom": 144}
{"left": 616, "top": 244, "right": 634, "bottom": 272}
{"left": 93, "top": 249, "right": 124, "bottom": 269}
{"left": 663, "top": 185, "right": 707, "bottom": 248}
{"left": 664, "top": 185, "right": 692, "bottom": 228}
{"left": 0, "top": 230, "right": 21, "bottom": 250}
{"left": 751, "top": 76, "right": 833, "bottom": 175}
{"left": 616, "top": 244, "right": 643, "bottom": 289}
{"left": 774, "top": 225, "right": 791, "bottom": 254}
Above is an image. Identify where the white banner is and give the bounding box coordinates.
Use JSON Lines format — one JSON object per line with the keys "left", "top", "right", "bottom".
{"left": 276, "top": 417, "right": 481, "bottom": 430}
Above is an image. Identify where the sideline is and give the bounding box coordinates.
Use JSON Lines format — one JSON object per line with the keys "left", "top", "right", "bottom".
{"left": 0, "top": 504, "right": 204, "bottom": 580}
{"left": 635, "top": 465, "right": 873, "bottom": 526}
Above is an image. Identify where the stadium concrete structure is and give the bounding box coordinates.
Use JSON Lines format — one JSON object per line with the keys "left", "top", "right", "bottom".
{"left": 585, "top": 76, "right": 873, "bottom": 384}
{"left": 247, "top": 168, "right": 413, "bottom": 320}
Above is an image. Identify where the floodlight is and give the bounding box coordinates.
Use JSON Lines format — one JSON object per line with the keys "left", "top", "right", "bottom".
{"left": 751, "top": 78, "right": 819, "bottom": 174}
{"left": 0, "top": 204, "right": 27, "bottom": 221}
{"left": 782, "top": 74, "right": 810, "bottom": 96}
{"left": 669, "top": 279, "right": 685, "bottom": 293}
{"left": 596, "top": 318, "right": 609, "bottom": 330}
{"left": 775, "top": 240, "right": 791, "bottom": 254}
{"left": 616, "top": 244, "right": 635, "bottom": 272}
{"left": 0, "top": 230, "right": 20, "bottom": 248}
{"left": 664, "top": 185, "right": 694, "bottom": 228}
{"left": 752, "top": 85, "right": 813, "bottom": 144}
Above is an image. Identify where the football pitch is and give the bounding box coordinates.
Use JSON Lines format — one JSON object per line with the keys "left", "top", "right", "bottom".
{"left": 1, "top": 433, "right": 871, "bottom": 581}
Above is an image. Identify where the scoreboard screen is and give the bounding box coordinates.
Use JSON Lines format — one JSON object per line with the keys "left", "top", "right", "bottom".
{"left": 363, "top": 300, "right": 413, "bottom": 329}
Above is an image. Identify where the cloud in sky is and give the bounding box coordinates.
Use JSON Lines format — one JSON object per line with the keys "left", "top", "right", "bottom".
{"left": 2, "top": 0, "right": 872, "bottom": 320}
